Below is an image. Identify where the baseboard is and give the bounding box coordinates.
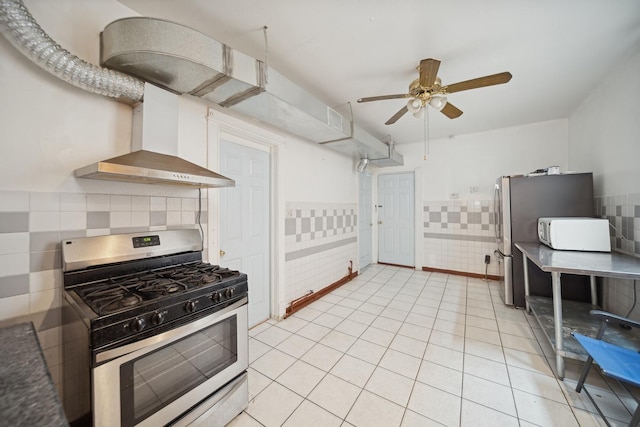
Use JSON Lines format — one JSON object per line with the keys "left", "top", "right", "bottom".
{"left": 284, "top": 269, "right": 358, "bottom": 318}
{"left": 422, "top": 266, "right": 500, "bottom": 281}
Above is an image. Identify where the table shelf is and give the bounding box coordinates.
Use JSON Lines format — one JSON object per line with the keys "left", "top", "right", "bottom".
{"left": 515, "top": 242, "right": 640, "bottom": 378}
{"left": 527, "top": 296, "right": 640, "bottom": 361}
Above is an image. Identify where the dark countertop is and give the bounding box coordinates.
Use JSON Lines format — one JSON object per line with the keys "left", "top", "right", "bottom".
{"left": 0, "top": 322, "right": 68, "bottom": 427}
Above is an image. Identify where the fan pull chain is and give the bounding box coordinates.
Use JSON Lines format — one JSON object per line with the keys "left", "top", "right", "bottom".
{"left": 423, "top": 107, "right": 430, "bottom": 160}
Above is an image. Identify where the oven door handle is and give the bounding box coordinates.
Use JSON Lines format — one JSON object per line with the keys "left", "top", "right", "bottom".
{"left": 95, "top": 296, "right": 248, "bottom": 365}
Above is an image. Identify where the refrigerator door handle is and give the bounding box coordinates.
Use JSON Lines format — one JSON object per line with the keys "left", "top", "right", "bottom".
{"left": 493, "top": 184, "right": 500, "bottom": 243}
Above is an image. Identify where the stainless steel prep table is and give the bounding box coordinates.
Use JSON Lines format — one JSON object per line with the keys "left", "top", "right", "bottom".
{"left": 514, "top": 242, "right": 640, "bottom": 379}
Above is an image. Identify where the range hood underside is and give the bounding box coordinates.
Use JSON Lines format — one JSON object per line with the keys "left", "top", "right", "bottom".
{"left": 75, "top": 149, "right": 233, "bottom": 188}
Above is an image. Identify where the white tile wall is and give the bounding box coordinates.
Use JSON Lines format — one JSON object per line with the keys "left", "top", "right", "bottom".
{"left": 0, "top": 253, "right": 29, "bottom": 277}
{"left": 0, "top": 191, "right": 29, "bottom": 211}
{"left": 596, "top": 193, "right": 640, "bottom": 319}
{"left": 30, "top": 192, "right": 60, "bottom": 211}
{"left": 30, "top": 212, "right": 60, "bottom": 232}
{"left": 423, "top": 199, "right": 498, "bottom": 277}
{"left": 0, "top": 294, "right": 30, "bottom": 322}
{"left": 150, "top": 196, "right": 167, "bottom": 211}
{"left": 0, "top": 189, "right": 208, "bottom": 421}
{"left": 60, "top": 193, "right": 86, "bottom": 211}
{"left": 131, "top": 196, "right": 150, "bottom": 211}
{"left": 0, "top": 232, "right": 29, "bottom": 255}
{"left": 285, "top": 203, "right": 358, "bottom": 305}
{"left": 87, "top": 194, "right": 110, "bottom": 211}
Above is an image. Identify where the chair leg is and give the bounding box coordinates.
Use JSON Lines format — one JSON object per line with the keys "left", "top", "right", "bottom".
{"left": 576, "top": 355, "right": 594, "bottom": 393}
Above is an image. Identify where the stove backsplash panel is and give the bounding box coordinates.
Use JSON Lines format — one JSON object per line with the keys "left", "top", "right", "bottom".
{"left": 0, "top": 189, "right": 207, "bottom": 422}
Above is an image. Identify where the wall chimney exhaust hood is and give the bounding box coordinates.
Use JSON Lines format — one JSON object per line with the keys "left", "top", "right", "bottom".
{"left": 75, "top": 83, "right": 234, "bottom": 188}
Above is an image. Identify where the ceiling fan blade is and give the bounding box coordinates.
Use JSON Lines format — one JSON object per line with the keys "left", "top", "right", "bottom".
{"left": 444, "top": 72, "right": 512, "bottom": 94}
{"left": 385, "top": 106, "right": 409, "bottom": 125}
{"left": 440, "top": 102, "right": 463, "bottom": 119}
{"left": 357, "top": 94, "right": 408, "bottom": 103}
{"left": 419, "top": 58, "right": 440, "bottom": 88}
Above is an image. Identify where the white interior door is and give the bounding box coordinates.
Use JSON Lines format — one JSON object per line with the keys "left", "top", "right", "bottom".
{"left": 358, "top": 173, "right": 372, "bottom": 270}
{"left": 219, "top": 140, "right": 270, "bottom": 327}
{"left": 378, "top": 173, "right": 414, "bottom": 267}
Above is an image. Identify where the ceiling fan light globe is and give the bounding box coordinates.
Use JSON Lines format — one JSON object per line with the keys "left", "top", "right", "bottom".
{"left": 412, "top": 109, "right": 423, "bottom": 119}
{"left": 407, "top": 98, "right": 422, "bottom": 114}
{"left": 429, "top": 95, "right": 447, "bottom": 111}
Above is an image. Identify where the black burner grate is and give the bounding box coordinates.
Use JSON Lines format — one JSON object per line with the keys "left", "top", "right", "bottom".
{"left": 74, "top": 262, "right": 239, "bottom": 315}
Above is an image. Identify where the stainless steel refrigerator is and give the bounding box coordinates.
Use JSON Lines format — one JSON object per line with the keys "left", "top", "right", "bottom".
{"left": 493, "top": 173, "right": 595, "bottom": 307}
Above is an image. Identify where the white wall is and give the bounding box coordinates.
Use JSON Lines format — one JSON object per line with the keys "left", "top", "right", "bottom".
{"left": 1, "top": 0, "right": 361, "bottom": 311}
{"left": 569, "top": 47, "right": 640, "bottom": 197}
{"left": 0, "top": 0, "right": 206, "bottom": 198}
{"left": 282, "top": 135, "right": 357, "bottom": 203}
{"left": 384, "top": 118, "right": 570, "bottom": 201}
{"left": 568, "top": 44, "right": 640, "bottom": 319}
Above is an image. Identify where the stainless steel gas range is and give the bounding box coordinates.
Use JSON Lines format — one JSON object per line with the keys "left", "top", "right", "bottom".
{"left": 62, "top": 229, "right": 248, "bottom": 427}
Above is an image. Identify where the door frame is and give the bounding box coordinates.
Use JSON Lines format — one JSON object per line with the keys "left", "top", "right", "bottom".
{"left": 358, "top": 172, "right": 373, "bottom": 270}
{"left": 207, "top": 107, "right": 286, "bottom": 320}
{"left": 373, "top": 168, "right": 423, "bottom": 270}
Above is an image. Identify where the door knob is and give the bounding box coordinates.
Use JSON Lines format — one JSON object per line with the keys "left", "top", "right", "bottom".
{"left": 378, "top": 221, "right": 383, "bottom": 225}
{"left": 219, "top": 250, "right": 226, "bottom": 256}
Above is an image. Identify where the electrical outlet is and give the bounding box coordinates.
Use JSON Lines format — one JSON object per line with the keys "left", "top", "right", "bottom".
{"left": 484, "top": 254, "right": 490, "bottom": 264}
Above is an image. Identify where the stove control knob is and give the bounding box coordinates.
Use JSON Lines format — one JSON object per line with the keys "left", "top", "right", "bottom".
{"left": 225, "top": 288, "right": 235, "bottom": 298}
{"left": 184, "top": 301, "right": 196, "bottom": 313}
{"left": 130, "top": 317, "right": 145, "bottom": 333}
{"left": 211, "top": 292, "right": 221, "bottom": 303}
{"left": 150, "top": 311, "right": 165, "bottom": 326}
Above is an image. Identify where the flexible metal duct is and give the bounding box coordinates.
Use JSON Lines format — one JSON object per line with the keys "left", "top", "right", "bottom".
{"left": 0, "top": 0, "right": 144, "bottom": 102}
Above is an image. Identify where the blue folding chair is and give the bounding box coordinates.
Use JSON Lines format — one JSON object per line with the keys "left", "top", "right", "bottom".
{"left": 572, "top": 310, "right": 640, "bottom": 427}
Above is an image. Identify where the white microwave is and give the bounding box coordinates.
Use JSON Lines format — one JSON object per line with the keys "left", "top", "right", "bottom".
{"left": 538, "top": 217, "right": 611, "bottom": 252}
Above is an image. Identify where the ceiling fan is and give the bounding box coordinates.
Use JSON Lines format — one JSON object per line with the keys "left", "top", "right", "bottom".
{"left": 357, "top": 58, "right": 512, "bottom": 125}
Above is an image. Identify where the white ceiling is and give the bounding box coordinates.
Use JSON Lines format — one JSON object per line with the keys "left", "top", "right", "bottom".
{"left": 117, "top": 0, "right": 640, "bottom": 144}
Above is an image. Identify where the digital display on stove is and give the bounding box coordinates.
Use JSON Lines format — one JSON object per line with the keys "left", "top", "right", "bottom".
{"left": 132, "top": 235, "right": 160, "bottom": 248}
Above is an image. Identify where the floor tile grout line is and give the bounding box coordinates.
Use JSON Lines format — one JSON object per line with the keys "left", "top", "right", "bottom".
{"left": 248, "top": 268, "right": 420, "bottom": 424}
{"left": 485, "top": 276, "right": 525, "bottom": 424}
{"left": 245, "top": 268, "right": 618, "bottom": 427}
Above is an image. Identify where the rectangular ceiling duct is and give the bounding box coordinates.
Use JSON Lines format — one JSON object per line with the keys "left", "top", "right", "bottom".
{"left": 100, "top": 17, "right": 403, "bottom": 167}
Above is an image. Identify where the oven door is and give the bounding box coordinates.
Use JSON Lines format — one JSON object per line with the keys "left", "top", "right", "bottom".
{"left": 92, "top": 298, "right": 248, "bottom": 427}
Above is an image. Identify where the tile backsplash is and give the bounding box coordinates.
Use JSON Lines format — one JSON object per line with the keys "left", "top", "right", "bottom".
{"left": 423, "top": 199, "right": 498, "bottom": 277}
{"left": 595, "top": 194, "right": 640, "bottom": 319}
{"left": 0, "top": 189, "right": 208, "bottom": 418}
{"left": 4, "top": 187, "right": 639, "bottom": 421}
{"left": 284, "top": 202, "right": 357, "bottom": 304}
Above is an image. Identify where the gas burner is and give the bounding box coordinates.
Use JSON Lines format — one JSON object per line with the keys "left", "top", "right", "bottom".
{"left": 186, "top": 273, "right": 221, "bottom": 286}
{"left": 70, "top": 259, "right": 243, "bottom": 317}
{"left": 82, "top": 285, "right": 143, "bottom": 315}
{"left": 166, "top": 267, "right": 199, "bottom": 276}
{"left": 192, "top": 263, "right": 239, "bottom": 277}
{"left": 136, "top": 279, "right": 186, "bottom": 295}
{"left": 122, "top": 295, "right": 140, "bottom": 307}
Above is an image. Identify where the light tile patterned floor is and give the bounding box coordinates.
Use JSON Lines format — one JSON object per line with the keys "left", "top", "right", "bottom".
{"left": 227, "top": 265, "right": 637, "bottom": 427}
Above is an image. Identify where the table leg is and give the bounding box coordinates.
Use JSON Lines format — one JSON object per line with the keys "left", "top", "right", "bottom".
{"left": 590, "top": 275, "right": 598, "bottom": 306}
{"left": 552, "top": 271, "right": 564, "bottom": 378}
{"left": 523, "top": 255, "right": 530, "bottom": 312}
